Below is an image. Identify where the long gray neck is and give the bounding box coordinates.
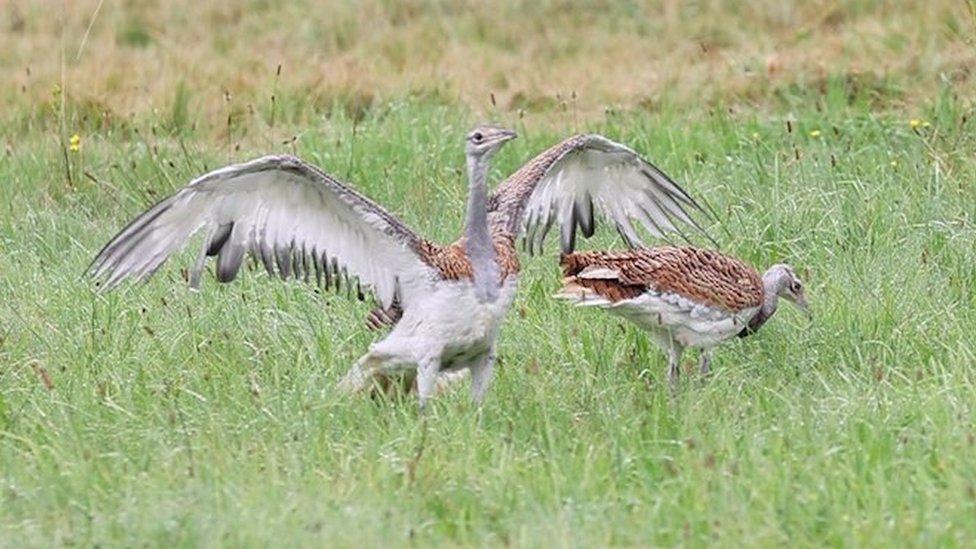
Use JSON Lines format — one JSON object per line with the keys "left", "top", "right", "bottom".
{"left": 739, "top": 269, "right": 786, "bottom": 338}
{"left": 465, "top": 153, "right": 500, "bottom": 302}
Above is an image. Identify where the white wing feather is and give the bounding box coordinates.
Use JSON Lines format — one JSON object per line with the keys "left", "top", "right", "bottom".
{"left": 89, "top": 155, "right": 438, "bottom": 308}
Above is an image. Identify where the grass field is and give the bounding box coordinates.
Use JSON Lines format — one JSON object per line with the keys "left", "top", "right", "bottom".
{"left": 3, "top": 1, "right": 976, "bottom": 547}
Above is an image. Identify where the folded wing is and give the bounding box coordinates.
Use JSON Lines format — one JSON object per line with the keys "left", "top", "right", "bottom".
{"left": 489, "top": 134, "right": 713, "bottom": 254}
{"left": 88, "top": 155, "right": 439, "bottom": 308}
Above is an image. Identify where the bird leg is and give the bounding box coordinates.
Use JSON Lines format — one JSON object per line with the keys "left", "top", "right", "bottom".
{"left": 416, "top": 355, "right": 443, "bottom": 412}
{"left": 699, "top": 349, "right": 714, "bottom": 377}
{"left": 667, "top": 344, "right": 684, "bottom": 391}
{"left": 469, "top": 347, "right": 497, "bottom": 405}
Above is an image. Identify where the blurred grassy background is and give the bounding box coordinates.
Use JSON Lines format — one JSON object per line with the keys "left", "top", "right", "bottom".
{"left": 4, "top": 0, "right": 975, "bottom": 138}
{"left": 3, "top": 2, "right": 976, "bottom": 546}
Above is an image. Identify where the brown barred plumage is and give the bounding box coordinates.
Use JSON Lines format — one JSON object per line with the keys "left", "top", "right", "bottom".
{"left": 560, "top": 246, "right": 764, "bottom": 312}
{"left": 365, "top": 302, "right": 403, "bottom": 331}
{"left": 558, "top": 247, "right": 807, "bottom": 387}
{"left": 418, "top": 233, "right": 520, "bottom": 282}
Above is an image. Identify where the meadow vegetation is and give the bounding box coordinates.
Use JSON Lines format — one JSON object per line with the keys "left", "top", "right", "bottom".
{"left": 2, "top": 1, "right": 976, "bottom": 546}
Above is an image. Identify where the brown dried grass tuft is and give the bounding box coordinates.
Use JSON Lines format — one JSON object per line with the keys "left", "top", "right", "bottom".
{"left": 3, "top": 0, "right": 974, "bottom": 136}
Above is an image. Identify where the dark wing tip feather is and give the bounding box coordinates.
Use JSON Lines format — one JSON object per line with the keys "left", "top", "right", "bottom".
{"left": 206, "top": 223, "right": 234, "bottom": 256}
{"left": 560, "top": 220, "right": 577, "bottom": 254}
{"left": 636, "top": 166, "right": 719, "bottom": 247}
{"left": 274, "top": 245, "right": 293, "bottom": 280}
{"left": 656, "top": 193, "right": 719, "bottom": 248}
{"left": 638, "top": 164, "right": 710, "bottom": 216}
{"left": 257, "top": 242, "right": 275, "bottom": 277}
{"left": 574, "top": 195, "right": 595, "bottom": 238}
{"left": 216, "top": 242, "right": 245, "bottom": 282}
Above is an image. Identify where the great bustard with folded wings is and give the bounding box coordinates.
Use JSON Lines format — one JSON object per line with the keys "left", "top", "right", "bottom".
{"left": 555, "top": 247, "right": 810, "bottom": 388}
{"left": 89, "top": 126, "right": 710, "bottom": 408}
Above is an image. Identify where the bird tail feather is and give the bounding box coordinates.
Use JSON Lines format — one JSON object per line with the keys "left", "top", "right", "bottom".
{"left": 553, "top": 277, "right": 611, "bottom": 307}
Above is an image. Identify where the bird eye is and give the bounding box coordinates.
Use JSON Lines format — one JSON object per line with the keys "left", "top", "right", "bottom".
{"left": 471, "top": 132, "right": 484, "bottom": 143}
{"left": 791, "top": 282, "right": 802, "bottom": 293}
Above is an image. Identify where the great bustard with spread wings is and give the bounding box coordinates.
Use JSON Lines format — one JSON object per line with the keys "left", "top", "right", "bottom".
{"left": 89, "top": 125, "right": 710, "bottom": 407}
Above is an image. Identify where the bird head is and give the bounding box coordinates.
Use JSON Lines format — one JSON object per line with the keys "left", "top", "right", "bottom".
{"left": 765, "top": 263, "right": 810, "bottom": 318}
{"left": 465, "top": 125, "right": 517, "bottom": 160}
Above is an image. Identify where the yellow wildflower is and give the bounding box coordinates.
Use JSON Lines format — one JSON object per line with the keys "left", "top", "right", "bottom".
{"left": 751, "top": 132, "right": 760, "bottom": 140}
{"left": 69, "top": 134, "right": 81, "bottom": 152}
{"left": 890, "top": 160, "right": 897, "bottom": 167}
{"left": 910, "top": 118, "right": 930, "bottom": 129}
{"left": 809, "top": 130, "right": 821, "bottom": 138}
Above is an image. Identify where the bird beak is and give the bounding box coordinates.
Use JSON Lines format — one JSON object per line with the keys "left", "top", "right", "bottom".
{"left": 498, "top": 130, "right": 518, "bottom": 143}
{"left": 795, "top": 294, "right": 812, "bottom": 320}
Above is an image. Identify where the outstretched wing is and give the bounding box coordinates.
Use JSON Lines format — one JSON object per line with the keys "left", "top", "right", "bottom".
{"left": 488, "top": 134, "right": 714, "bottom": 254}
{"left": 89, "top": 155, "right": 439, "bottom": 308}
